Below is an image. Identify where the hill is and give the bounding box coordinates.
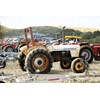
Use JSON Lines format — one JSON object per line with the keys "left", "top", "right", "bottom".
{"left": 0, "top": 25, "right": 100, "bottom": 38}
{"left": 66, "top": 27, "right": 100, "bottom": 32}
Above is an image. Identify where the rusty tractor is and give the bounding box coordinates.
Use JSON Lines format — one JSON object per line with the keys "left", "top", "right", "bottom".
{"left": 18, "top": 27, "right": 88, "bottom": 74}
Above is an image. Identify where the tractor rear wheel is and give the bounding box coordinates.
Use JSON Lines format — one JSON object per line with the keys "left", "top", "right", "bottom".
{"left": 79, "top": 46, "right": 93, "bottom": 63}
{"left": 60, "top": 58, "right": 71, "bottom": 69}
{"left": 71, "top": 58, "right": 86, "bottom": 73}
{"left": 4, "top": 45, "right": 14, "bottom": 52}
{"left": 18, "top": 52, "right": 26, "bottom": 71}
{"left": 25, "top": 49, "right": 53, "bottom": 74}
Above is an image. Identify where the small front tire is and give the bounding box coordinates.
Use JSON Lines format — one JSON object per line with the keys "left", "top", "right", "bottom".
{"left": 60, "top": 58, "right": 71, "bottom": 69}
{"left": 71, "top": 58, "right": 86, "bottom": 73}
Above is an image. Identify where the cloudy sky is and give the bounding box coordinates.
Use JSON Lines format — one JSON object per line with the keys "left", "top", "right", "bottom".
{"left": 0, "top": 16, "right": 100, "bottom": 29}
{"left": 0, "top": 0, "right": 100, "bottom": 29}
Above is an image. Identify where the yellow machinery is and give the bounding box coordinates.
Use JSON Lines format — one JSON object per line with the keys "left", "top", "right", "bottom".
{"left": 65, "top": 36, "right": 82, "bottom": 39}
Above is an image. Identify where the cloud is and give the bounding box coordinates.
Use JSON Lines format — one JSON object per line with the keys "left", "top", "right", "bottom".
{"left": 0, "top": 16, "right": 100, "bottom": 29}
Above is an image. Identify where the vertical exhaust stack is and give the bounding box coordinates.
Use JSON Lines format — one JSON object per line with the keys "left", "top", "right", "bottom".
{"left": 24, "top": 27, "right": 35, "bottom": 48}
{"left": 24, "top": 28, "right": 29, "bottom": 48}
{"left": 62, "top": 26, "right": 66, "bottom": 43}
{"left": 29, "top": 27, "right": 35, "bottom": 46}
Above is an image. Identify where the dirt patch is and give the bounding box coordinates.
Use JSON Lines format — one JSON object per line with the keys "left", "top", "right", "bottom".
{"left": 0, "top": 60, "right": 100, "bottom": 83}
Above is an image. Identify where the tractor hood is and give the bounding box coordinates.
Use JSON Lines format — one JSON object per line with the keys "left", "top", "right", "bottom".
{"left": 47, "top": 44, "right": 80, "bottom": 57}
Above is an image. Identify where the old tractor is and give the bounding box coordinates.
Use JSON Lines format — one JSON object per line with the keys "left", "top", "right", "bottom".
{"left": 1, "top": 38, "right": 17, "bottom": 52}
{"left": 64, "top": 36, "right": 93, "bottom": 63}
{"left": 18, "top": 27, "right": 88, "bottom": 74}
{"left": 1, "top": 37, "right": 27, "bottom": 52}
{"left": 64, "top": 35, "right": 100, "bottom": 63}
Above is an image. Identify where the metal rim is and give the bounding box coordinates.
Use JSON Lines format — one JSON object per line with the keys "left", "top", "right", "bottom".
{"left": 34, "top": 57, "right": 44, "bottom": 68}
{"left": 81, "top": 49, "right": 91, "bottom": 61}
{"left": 7, "top": 47, "right": 13, "bottom": 52}
{"left": 62, "top": 59, "right": 71, "bottom": 68}
{"left": 32, "top": 53, "right": 49, "bottom": 72}
{"left": 62, "top": 61, "right": 70, "bottom": 68}
{"left": 74, "top": 62, "right": 84, "bottom": 71}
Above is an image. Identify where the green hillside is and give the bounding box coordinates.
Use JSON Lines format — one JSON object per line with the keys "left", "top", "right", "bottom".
{"left": 0, "top": 25, "right": 86, "bottom": 37}
{"left": 0, "top": 25, "right": 100, "bottom": 43}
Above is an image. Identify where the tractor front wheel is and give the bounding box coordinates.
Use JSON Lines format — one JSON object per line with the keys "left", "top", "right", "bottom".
{"left": 60, "top": 58, "right": 71, "bottom": 69}
{"left": 71, "top": 58, "right": 87, "bottom": 73}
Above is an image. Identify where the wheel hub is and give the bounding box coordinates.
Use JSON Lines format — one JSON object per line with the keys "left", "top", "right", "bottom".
{"left": 82, "top": 52, "right": 88, "bottom": 59}
{"left": 81, "top": 50, "right": 91, "bottom": 60}
{"left": 75, "top": 62, "right": 84, "bottom": 71}
{"left": 63, "top": 61, "right": 69, "bottom": 67}
{"left": 7, "top": 48, "right": 13, "bottom": 52}
{"left": 34, "top": 57, "right": 44, "bottom": 68}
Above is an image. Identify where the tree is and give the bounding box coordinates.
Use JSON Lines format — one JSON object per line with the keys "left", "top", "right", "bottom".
{"left": 93, "top": 30, "right": 100, "bottom": 37}
{"left": 93, "top": 37, "right": 100, "bottom": 43}
{"left": 82, "top": 32, "right": 94, "bottom": 39}
{"left": 0, "top": 24, "right": 3, "bottom": 39}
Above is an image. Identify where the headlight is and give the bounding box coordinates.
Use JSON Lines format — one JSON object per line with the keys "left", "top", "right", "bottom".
{"left": 89, "top": 44, "right": 93, "bottom": 46}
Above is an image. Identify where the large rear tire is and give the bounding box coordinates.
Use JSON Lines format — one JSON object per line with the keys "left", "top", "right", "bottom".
{"left": 18, "top": 52, "right": 26, "bottom": 71}
{"left": 25, "top": 49, "right": 53, "bottom": 74}
{"left": 79, "top": 46, "right": 93, "bottom": 63}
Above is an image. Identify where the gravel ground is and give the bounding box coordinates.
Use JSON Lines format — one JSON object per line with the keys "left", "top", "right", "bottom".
{"left": 0, "top": 60, "right": 100, "bottom": 83}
